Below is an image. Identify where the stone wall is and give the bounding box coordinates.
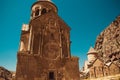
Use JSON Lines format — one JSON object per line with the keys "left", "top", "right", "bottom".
{"left": 16, "top": 53, "right": 80, "bottom": 80}
{"left": 89, "top": 62, "right": 120, "bottom": 78}
{"left": 64, "top": 57, "right": 80, "bottom": 80}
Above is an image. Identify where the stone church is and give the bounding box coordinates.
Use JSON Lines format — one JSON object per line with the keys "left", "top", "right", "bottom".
{"left": 82, "top": 47, "right": 120, "bottom": 79}
{"left": 15, "top": 0, "right": 80, "bottom": 80}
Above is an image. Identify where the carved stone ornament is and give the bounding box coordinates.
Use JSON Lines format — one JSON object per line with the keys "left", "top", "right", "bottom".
{"left": 44, "top": 41, "right": 60, "bottom": 59}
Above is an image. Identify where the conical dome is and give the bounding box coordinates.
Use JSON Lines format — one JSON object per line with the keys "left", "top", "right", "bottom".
{"left": 87, "top": 47, "right": 98, "bottom": 62}
{"left": 88, "top": 47, "right": 97, "bottom": 54}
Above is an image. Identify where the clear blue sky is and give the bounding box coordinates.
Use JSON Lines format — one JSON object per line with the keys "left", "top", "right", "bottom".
{"left": 0, "top": 0, "right": 120, "bottom": 71}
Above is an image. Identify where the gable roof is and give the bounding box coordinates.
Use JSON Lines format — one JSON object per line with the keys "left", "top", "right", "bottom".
{"left": 88, "top": 58, "right": 104, "bottom": 68}
{"left": 106, "top": 61, "right": 119, "bottom": 67}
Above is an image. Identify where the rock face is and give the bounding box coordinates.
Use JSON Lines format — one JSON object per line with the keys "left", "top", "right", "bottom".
{"left": 0, "top": 67, "right": 12, "bottom": 80}
{"left": 82, "top": 16, "right": 120, "bottom": 79}
{"left": 94, "top": 16, "right": 120, "bottom": 62}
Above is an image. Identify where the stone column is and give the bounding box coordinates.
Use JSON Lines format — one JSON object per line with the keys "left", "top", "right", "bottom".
{"left": 19, "top": 41, "right": 24, "bottom": 51}
{"left": 30, "top": 27, "right": 34, "bottom": 54}
{"left": 28, "top": 26, "right": 32, "bottom": 51}
{"left": 60, "top": 29, "right": 63, "bottom": 58}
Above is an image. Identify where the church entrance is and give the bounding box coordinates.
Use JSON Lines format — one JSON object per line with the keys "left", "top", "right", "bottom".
{"left": 49, "top": 72, "right": 55, "bottom": 80}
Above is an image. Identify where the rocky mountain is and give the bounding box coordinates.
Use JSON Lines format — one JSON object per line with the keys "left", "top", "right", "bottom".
{"left": 94, "top": 16, "right": 120, "bottom": 63}
{"left": 0, "top": 66, "right": 13, "bottom": 80}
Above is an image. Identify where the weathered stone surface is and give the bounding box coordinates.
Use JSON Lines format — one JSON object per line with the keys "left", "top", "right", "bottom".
{"left": 0, "top": 67, "right": 12, "bottom": 80}
{"left": 16, "top": 1, "right": 80, "bottom": 80}
{"left": 94, "top": 16, "right": 120, "bottom": 63}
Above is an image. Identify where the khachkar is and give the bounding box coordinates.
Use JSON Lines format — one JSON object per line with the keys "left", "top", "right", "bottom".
{"left": 16, "top": 0, "right": 80, "bottom": 80}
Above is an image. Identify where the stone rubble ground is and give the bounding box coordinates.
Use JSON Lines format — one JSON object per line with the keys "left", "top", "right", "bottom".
{"left": 84, "top": 74, "right": 120, "bottom": 80}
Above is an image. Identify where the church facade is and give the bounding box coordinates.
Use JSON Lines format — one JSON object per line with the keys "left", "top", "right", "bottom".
{"left": 15, "top": 0, "right": 80, "bottom": 80}
{"left": 82, "top": 47, "right": 120, "bottom": 79}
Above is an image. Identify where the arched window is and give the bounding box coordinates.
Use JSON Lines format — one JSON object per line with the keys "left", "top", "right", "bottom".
{"left": 35, "top": 9, "right": 39, "bottom": 16}
{"left": 41, "top": 8, "right": 47, "bottom": 14}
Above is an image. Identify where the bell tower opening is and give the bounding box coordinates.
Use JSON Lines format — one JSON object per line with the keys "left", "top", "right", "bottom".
{"left": 41, "top": 8, "right": 47, "bottom": 14}
{"left": 49, "top": 72, "right": 55, "bottom": 80}
{"left": 35, "top": 9, "right": 40, "bottom": 16}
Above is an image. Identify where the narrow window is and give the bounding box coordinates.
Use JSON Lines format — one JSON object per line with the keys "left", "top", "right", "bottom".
{"left": 51, "top": 33, "right": 54, "bottom": 39}
{"left": 41, "top": 8, "right": 47, "bottom": 14}
{"left": 35, "top": 9, "right": 39, "bottom": 16}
